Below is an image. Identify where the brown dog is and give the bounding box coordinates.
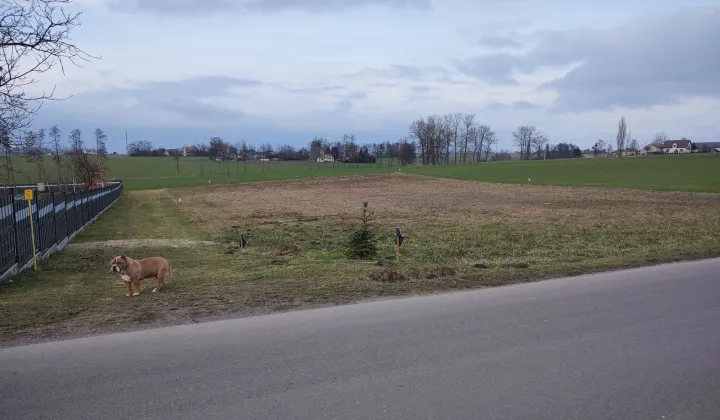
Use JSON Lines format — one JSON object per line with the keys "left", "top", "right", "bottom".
{"left": 110, "top": 255, "right": 172, "bottom": 296}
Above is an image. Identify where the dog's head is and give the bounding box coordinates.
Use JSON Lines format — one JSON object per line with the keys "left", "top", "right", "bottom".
{"left": 110, "top": 256, "right": 128, "bottom": 273}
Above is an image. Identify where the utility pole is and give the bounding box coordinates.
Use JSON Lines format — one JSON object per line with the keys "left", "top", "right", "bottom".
{"left": 125, "top": 131, "right": 128, "bottom": 154}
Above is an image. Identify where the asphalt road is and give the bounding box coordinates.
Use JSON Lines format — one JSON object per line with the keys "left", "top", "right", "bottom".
{"left": 2, "top": 259, "right": 720, "bottom": 420}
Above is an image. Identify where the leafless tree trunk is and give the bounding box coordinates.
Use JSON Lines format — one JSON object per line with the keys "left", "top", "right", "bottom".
{"left": 461, "top": 113, "right": 475, "bottom": 163}
{"left": 475, "top": 125, "right": 494, "bottom": 162}
{"left": 49, "top": 124, "right": 62, "bottom": 183}
{"left": 616, "top": 116, "right": 627, "bottom": 157}
{"left": 68, "top": 128, "right": 83, "bottom": 153}
{"left": 450, "top": 113, "right": 461, "bottom": 163}
{"left": 483, "top": 135, "right": 495, "bottom": 161}
{"left": 532, "top": 132, "right": 548, "bottom": 158}
{"left": 513, "top": 125, "right": 535, "bottom": 160}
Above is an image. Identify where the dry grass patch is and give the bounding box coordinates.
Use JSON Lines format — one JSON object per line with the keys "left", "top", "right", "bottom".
{"left": 170, "top": 174, "right": 719, "bottom": 232}
{"left": 168, "top": 173, "right": 720, "bottom": 284}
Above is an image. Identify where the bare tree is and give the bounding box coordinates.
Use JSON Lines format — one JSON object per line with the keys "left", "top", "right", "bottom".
{"left": 408, "top": 118, "right": 427, "bottom": 164}
{"left": 310, "top": 136, "right": 324, "bottom": 161}
{"left": 652, "top": 132, "right": 668, "bottom": 145}
{"left": 94, "top": 128, "right": 107, "bottom": 156}
{"left": 68, "top": 128, "right": 82, "bottom": 153}
{"left": 532, "top": 132, "right": 548, "bottom": 158}
{"left": 461, "top": 113, "right": 475, "bottom": 163}
{"left": 48, "top": 124, "right": 62, "bottom": 181}
{"left": 616, "top": 116, "right": 627, "bottom": 157}
{"left": 483, "top": 135, "right": 495, "bottom": 161}
{"left": 629, "top": 138, "right": 639, "bottom": 154}
{"left": 24, "top": 128, "right": 47, "bottom": 181}
{"left": 474, "top": 125, "right": 494, "bottom": 162}
{"left": 593, "top": 140, "right": 606, "bottom": 156}
{"left": 240, "top": 140, "right": 248, "bottom": 172}
{"left": 68, "top": 150, "right": 105, "bottom": 188}
{"left": 1, "top": 0, "right": 95, "bottom": 147}
{"left": 450, "top": 112, "right": 461, "bottom": 163}
{"left": 513, "top": 125, "right": 537, "bottom": 160}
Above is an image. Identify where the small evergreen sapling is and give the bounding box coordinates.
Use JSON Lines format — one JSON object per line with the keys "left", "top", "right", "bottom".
{"left": 347, "top": 202, "right": 378, "bottom": 259}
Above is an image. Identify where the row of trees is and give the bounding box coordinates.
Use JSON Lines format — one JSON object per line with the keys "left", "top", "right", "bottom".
{"left": 407, "top": 113, "right": 497, "bottom": 164}
{"left": 1, "top": 124, "right": 109, "bottom": 187}
{"left": 307, "top": 134, "right": 416, "bottom": 165}
{"left": 130, "top": 134, "right": 419, "bottom": 166}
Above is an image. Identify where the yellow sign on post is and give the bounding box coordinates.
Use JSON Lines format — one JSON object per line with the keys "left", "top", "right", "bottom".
{"left": 25, "top": 189, "right": 38, "bottom": 271}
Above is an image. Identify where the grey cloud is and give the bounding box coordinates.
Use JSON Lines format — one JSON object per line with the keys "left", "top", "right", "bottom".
{"left": 288, "top": 85, "right": 345, "bottom": 93}
{"left": 485, "top": 101, "right": 541, "bottom": 111}
{"left": 335, "top": 99, "right": 354, "bottom": 111}
{"left": 459, "top": 8, "right": 720, "bottom": 111}
{"left": 346, "top": 91, "right": 368, "bottom": 100}
{"left": 131, "top": 76, "right": 262, "bottom": 98}
{"left": 335, "top": 91, "right": 368, "bottom": 112}
{"left": 410, "top": 85, "right": 431, "bottom": 93}
{"left": 348, "top": 65, "right": 450, "bottom": 80}
{"left": 476, "top": 35, "right": 521, "bottom": 49}
{"left": 110, "top": 0, "right": 430, "bottom": 14}
{"left": 458, "top": 53, "right": 521, "bottom": 85}
{"left": 70, "top": 75, "right": 253, "bottom": 121}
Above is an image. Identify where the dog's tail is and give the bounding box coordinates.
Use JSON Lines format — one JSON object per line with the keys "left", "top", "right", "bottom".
{"left": 166, "top": 260, "right": 173, "bottom": 280}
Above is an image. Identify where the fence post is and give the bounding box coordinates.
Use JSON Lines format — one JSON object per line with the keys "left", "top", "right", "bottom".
{"left": 11, "top": 196, "right": 19, "bottom": 264}
{"left": 63, "top": 191, "right": 68, "bottom": 241}
{"left": 51, "top": 192, "right": 57, "bottom": 247}
{"left": 35, "top": 197, "right": 42, "bottom": 253}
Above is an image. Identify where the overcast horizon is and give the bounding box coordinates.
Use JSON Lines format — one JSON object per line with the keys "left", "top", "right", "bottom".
{"left": 27, "top": 0, "right": 720, "bottom": 154}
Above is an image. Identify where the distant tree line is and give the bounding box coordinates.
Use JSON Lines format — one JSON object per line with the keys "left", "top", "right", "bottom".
{"left": 408, "top": 113, "right": 496, "bottom": 164}
{"left": 1, "top": 125, "right": 108, "bottom": 188}
{"left": 127, "top": 134, "right": 418, "bottom": 166}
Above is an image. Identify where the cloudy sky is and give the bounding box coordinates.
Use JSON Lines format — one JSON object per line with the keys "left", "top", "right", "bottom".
{"left": 30, "top": 0, "right": 720, "bottom": 153}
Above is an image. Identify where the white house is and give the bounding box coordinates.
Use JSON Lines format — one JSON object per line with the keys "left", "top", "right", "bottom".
{"left": 661, "top": 139, "right": 692, "bottom": 154}
{"left": 316, "top": 153, "right": 334, "bottom": 163}
{"left": 182, "top": 146, "right": 197, "bottom": 156}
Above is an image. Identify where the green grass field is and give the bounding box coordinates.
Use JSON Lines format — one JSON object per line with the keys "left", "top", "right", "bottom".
{"left": 3, "top": 154, "right": 719, "bottom": 192}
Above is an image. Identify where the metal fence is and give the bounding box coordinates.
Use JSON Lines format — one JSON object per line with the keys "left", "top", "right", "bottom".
{"left": 0, "top": 181, "right": 123, "bottom": 282}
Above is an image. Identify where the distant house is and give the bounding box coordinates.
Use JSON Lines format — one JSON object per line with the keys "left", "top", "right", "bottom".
{"left": 640, "top": 144, "right": 663, "bottom": 155}
{"left": 661, "top": 139, "right": 692, "bottom": 154}
{"left": 695, "top": 142, "right": 720, "bottom": 153}
{"left": 182, "top": 146, "right": 196, "bottom": 156}
{"left": 316, "top": 153, "right": 334, "bottom": 163}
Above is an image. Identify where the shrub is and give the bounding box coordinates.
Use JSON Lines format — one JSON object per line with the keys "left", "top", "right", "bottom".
{"left": 346, "top": 201, "right": 378, "bottom": 259}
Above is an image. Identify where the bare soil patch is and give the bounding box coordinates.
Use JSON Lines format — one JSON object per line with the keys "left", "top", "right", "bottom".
{"left": 170, "top": 173, "right": 719, "bottom": 233}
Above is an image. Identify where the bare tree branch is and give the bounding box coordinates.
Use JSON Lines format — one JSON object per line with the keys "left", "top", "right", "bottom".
{"left": 1, "top": 0, "right": 96, "bottom": 144}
